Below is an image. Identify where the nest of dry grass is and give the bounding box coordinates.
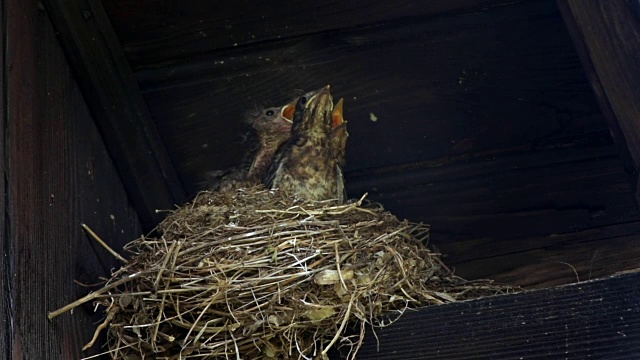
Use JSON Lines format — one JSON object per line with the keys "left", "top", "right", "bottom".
{"left": 51, "top": 186, "right": 515, "bottom": 359}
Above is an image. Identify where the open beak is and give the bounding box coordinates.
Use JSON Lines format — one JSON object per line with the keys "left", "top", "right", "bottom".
{"left": 280, "top": 102, "right": 295, "bottom": 123}
{"left": 332, "top": 98, "right": 345, "bottom": 129}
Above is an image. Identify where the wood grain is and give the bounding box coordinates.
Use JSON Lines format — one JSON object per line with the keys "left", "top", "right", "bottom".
{"left": 42, "top": 0, "right": 185, "bottom": 231}
{"left": 459, "top": 225, "right": 640, "bottom": 288}
{"left": 5, "top": 0, "right": 142, "bottom": 358}
{"left": 347, "top": 141, "right": 640, "bottom": 288}
{"left": 556, "top": 0, "right": 636, "bottom": 190}
{"left": 558, "top": 0, "right": 640, "bottom": 206}
{"left": 350, "top": 144, "right": 636, "bottom": 231}
{"left": 102, "top": 0, "right": 515, "bottom": 69}
{"left": 136, "top": 0, "right": 605, "bottom": 196}
{"left": 0, "top": 0, "right": 9, "bottom": 357}
{"left": 346, "top": 272, "right": 640, "bottom": 359}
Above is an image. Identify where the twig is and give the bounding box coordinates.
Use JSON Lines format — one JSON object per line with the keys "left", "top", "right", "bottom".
{"left": 83, "top": 304, "right": 118, "bottom": 350}
{"left": 48, "top": 271, "right": 145, "bottom": 320}
{"left": 334, "top": 242, "right": 347, "bottom": 291}
{"left": 81, "top": 223, "right": 127, "bottom": 263}
{"left": 322, "top": 292, "right": 355, "bottom": 356}
{"left": 558, "top": 262, "right": 580, "bottom": 282}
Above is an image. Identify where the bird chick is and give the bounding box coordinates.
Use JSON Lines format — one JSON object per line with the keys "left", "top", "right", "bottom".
{"left": 266, "top": 85, "right": 346, "bottom": 203}
{"left": 205, "top": 101, "right": 294, "bottom": 192}
{"left": 245, "top": 102, "right": 295, "bottom": 182}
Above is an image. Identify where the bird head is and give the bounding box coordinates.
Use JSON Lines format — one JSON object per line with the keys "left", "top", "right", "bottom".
{"left": 291, "top": 85, "right": 334, "bottom": 142}
{"left": 243, "top": 100, "right": 296, "bottom": 179}
{"left": 248, "top": 101, "right": 295, "bottom": 137}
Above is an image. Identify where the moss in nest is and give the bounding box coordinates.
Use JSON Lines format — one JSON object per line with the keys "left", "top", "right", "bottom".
{"left": 50, "top": 186, "right": 516, "bottom": 359}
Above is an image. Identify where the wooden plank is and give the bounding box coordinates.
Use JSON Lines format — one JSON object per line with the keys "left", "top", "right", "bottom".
{"left": 346, "top": 143, "right": 640, "bottom": 288}
{"left": 41, "top": 0, "right": 185, "bottom": 231}
{"left": 0, "top": 0, "right": 9, "bottom": 358}
{"left": 102, "top": 0, "right": 517, "bottom": 69}
{"left": 5, "top": 0, "right": 142, "bottom": 358}
{"left": 556, "top": 1, "right": 636, "bottom": 189}
{"left": 135, "top": 0, "right": 606, "bottom": 196}
{"left": 348, "top": 144, "right": 637, "bottom": 232}
{"left": 442, "top": 219, "right": 640, "bottom": 288}
{"left": 346, "top": 272, "right": 640, "bottom": 359}
{"left": 449, "top": 222, "right": 640, "bottom": 288}
{"left": 557, "top": 1, "right": 640, "bottom": 207}
{"left": 441, "top": 218, "right": 640, "bottom": 265}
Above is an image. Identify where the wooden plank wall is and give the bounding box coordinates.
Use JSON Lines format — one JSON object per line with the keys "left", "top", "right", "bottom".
{"left": 349, "top": 272, "right": 640, "bottom": 359}
{"left": 0, "top": 0, "right": 9, "bottom": 357}
{"left": 4, "top": 0, "right": 142, "bottom": 358}
{"left": 98, "top": 0, "right": 640, "bottom": 288}
{"left": 102, "top": 0, "right": 615, "bottom": 193}
{"left": 104, "top": 0, "right": 509, "bottom": 69}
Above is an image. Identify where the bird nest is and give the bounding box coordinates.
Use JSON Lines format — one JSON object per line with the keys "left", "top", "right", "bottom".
{"left": 51, "top": 186, "right": 514, "bottom": 359}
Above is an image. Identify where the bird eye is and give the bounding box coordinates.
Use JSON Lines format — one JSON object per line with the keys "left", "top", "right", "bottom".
{"left": 265, "top": 109, "right": 275, "bottom": 117}
{"left": 299, "top": 96, "right": 308, "bottom": 105}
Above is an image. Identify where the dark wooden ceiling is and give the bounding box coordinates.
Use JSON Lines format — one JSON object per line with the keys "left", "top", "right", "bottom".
{"left": 103, "top": 0, "right": 506, "bottom": 69}
{"left": 101, "top": 0, "right": 609, "bottom": 189}
{"left": 97, "top": 0, "right": 640, "bottom": 287}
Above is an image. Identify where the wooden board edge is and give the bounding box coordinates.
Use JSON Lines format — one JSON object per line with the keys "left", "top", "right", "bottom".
{"left": 346, "top": 271, "right": 640, "bottom": 359}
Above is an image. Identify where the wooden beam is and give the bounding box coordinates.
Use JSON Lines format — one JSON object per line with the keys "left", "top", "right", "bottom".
{"left": 5, "top": 0, "right": 143, "bottom": 357}
{"left": 102, "top": 0, "right": 519, "bottom": 69}
{"left": 41, "top": 0, "right": 185, "bottom": 231}
{"left": 557, "top": 0, "right": 640, "bottom": 207}
{"left": 0, "top": 0, "right": 9, "bottom": 357}
{"left": 342, "top": 272, "right": 640, "bottom": 359}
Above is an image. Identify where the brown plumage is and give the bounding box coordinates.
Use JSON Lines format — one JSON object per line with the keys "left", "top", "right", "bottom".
{"left": 266, "top": 85, "right": 346, "bottom": 203}
{"left": 205, "top": 101, "right": 294, "bottom": 192}
{"left": 245, "top": 102, "right": 295, "bottom": 181}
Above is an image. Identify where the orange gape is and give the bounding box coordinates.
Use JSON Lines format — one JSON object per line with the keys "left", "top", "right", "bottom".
{"left": 332, "top": 98, "right": 345, "bottom": 128}
{"left": 282, "top": 94, "right": 343, "bottom": 129}
{"left": 281, "top": 102, "right": 295, "bottom": 122}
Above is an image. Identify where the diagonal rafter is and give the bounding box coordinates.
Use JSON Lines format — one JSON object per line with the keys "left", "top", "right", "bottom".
{"left": 41, "top": 0, "right": 185, "bottom": 231}
{"left": 558, "top": 0, "right": 640, "bottom": 208}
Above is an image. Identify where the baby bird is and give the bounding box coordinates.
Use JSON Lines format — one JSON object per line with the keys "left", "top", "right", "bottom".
{"left": 205, "top": 101, "right": 294, "bottom": 192}
{"left": 266, "top": 85, "right": 346, "bottom": 203}
{"left": 244, "top": 102, "right": 295, "bottom": 182}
